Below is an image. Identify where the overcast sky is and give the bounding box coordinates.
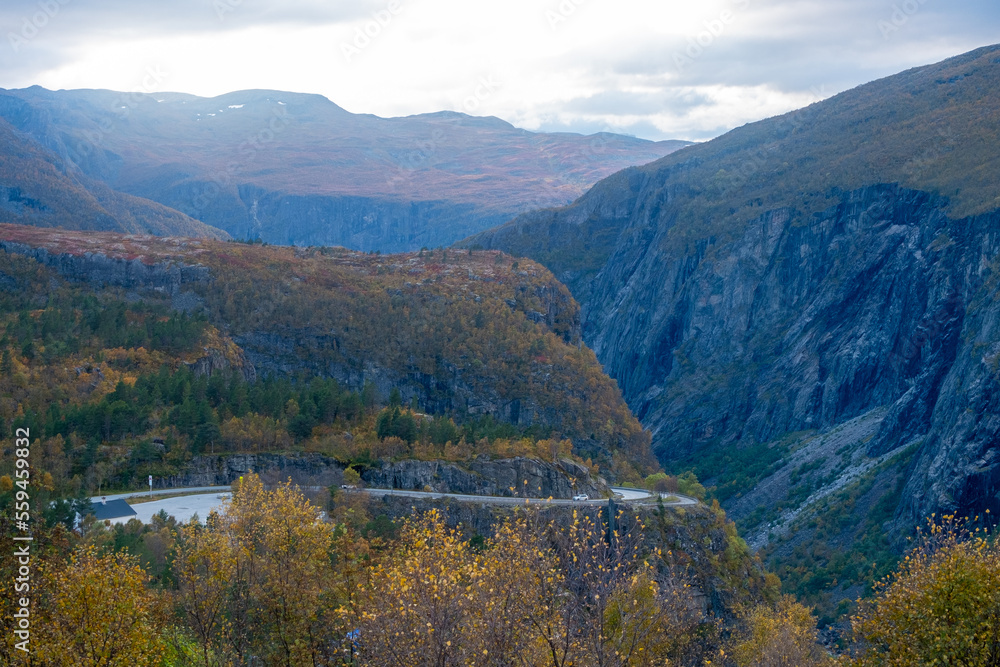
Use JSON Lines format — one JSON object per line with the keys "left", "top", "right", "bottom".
{"left": 1, "top": 0, "right": 997, "bottom": 140}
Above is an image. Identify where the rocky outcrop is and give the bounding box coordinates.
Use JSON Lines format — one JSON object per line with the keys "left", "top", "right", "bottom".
{"left": 184, "top": 345, "right": 257, "bottom": 383}
{"left": 0, "top": 240, "right": 209, "bottom": 294}
{"left": 360, "top": 457, "right": 607, "bottom": 499}
{"left": 163, "top": 453, "right": 606, "bottom": 500}
{"left": 163, "top": 452, "right": 346, "bottom": 488}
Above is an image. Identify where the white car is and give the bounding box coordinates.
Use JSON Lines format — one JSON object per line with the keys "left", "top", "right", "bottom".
{"left": 573, "top": 494, "right": 589, "bottom": 501}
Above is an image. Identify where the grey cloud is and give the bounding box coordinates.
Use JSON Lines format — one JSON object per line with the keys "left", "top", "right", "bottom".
{"left": 606, "top": 0, "right": 999, "bottom": 92}
{"left": 562, "top": 89, "right": 710, "bottom": 116}
{"left": 1, "top": 0, "right": 386, "bottom": 88}
{"left": 0, "top": 0, "right": 382, "bottom": 35}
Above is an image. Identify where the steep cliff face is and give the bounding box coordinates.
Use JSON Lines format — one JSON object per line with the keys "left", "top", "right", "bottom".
{"left": 0, "top": 238, "right": 210, "bottom": 294}
{"left": 576, "top": 183, "right": 1000, "bottom": 533}
{"left": 360, "top": 457, "right": 607, "bottom": 499}
{"left": 901, "top": 268, "right": 1000, "bottom": 526}
{"left": 587, "top": 185, "right": 983, "bottom": 458}
{"left": 234, "top": 188, "right": 509, "bottom": 253}
{"left": 465, "top": 44, "right": 1000, "bottom": 534}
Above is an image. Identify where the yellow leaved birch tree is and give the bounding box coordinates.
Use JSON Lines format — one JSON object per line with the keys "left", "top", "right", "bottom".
{"left": 851, "top": 516, "right": 1000, "bottom": 666}
{"left": 35, "top": 546, "right": 165, "bottom": 667}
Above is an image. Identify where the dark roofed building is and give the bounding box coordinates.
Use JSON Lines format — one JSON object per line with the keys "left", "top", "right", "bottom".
{"left": 92, "top": 498, "right": 137, "bottom": 523}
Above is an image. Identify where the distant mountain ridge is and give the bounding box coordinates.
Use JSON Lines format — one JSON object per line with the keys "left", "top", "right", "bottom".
{"left": 0, "top": 86, "right": 689, "bottom": 250}
{"left": 0, "top": 116, "right": 228, "bottom": 239}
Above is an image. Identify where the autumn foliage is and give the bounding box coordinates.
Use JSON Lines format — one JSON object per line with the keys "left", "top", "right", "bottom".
{"left": 0, "top": 474, "right": 728, "bottom": 666}
{"left": 726, "top": 596, "right": 834, "bottom": 666}
{"left": 35, "top": 546, "right": 166, "bottom": 666}
{"left": 850, "top": 515, "right": 1000, "bottom": 666}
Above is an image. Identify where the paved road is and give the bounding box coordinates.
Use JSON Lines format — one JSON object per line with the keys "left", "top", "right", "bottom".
{"left": 91, "top": 486, "right": 232, "bottom": 504}
{"left": 361, "top": 488, "right": 603, "bottom": 506}
{"left": 111, "top": 485, "right": 697, "bottom": 524}
{"left": 361, "top": 486, "right": 696, "bottom": 507}
{"left": 613, "top": 487, "right": 654, "bottom": 501}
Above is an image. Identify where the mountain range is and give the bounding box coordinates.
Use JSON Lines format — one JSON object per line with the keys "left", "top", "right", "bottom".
{"left": 0, "top": 87, "right": 688, "bottom": 250}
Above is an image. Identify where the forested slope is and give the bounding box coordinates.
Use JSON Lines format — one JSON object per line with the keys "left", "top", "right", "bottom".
{"left": 0, "top": 223, "right": 656, "bottom": 496}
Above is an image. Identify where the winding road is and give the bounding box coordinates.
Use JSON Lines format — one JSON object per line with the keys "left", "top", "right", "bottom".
{"left": 92, "top": 485, "right": 698, "bottom": 524}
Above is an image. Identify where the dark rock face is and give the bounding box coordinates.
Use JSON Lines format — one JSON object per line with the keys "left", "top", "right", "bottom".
{"left": 360, "top": 457, "right": 607, "bottom": 499}
{"left": 148, "top": 181, "right": 512, "bottom": 253}
{"left": 478, "top": 181, "right": 1000, "bottom": 533}
{"left": 184, "top": 346, "right": 257, "bottom": 383}
{"left": 0, "top": 240, "right": 209, "bottom": 294}
{"left": 164, "top": 452, "right": 346, "bottom": 488}
{"left": 162, "top": 453, "right": 605, "bottom": 500}
{"left": 584, "top": 186, "right": 974, "bottom": 454}
{"left": 592, "top": 185, "right": 1000, "bottom": 531}
{"left": 899, "top": 280, "right": 1000, "bottom": 526}
{"left": 234, "top": 189, "right": 512, "bottom": 253}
